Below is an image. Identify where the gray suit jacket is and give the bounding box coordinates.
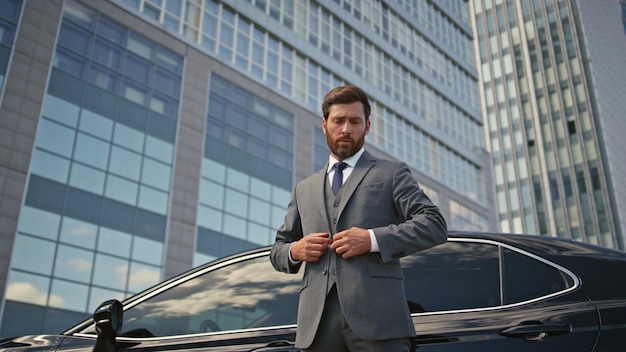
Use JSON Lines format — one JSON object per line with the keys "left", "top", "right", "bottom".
{"left": 270, "top": 151, "right": 447, "bottom": 348}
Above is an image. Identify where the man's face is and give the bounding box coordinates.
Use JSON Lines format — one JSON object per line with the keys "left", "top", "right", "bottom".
{"left": 322, "top": 101, "right": 370, "bottom": 161}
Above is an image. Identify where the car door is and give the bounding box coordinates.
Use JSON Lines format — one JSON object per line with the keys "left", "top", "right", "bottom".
{"left": 65, "top": 251, "right": 301, "bottom": 351}
{"left": 401, "top": 238, "right": 599, "bottom": 351}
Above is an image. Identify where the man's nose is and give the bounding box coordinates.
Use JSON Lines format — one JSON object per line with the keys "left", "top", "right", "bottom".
{"left": 341, "top": 122, "right": 352, "bottom": 134}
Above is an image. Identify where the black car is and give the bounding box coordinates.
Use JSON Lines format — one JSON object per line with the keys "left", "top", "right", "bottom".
{"left": 2, "top": 231, "right": 626, "bottom": 351}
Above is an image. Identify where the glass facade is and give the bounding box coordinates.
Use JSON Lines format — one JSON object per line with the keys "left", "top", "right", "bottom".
{"left": 194, "top": 75, "right": 293, "bottom": 265}
{"left": 115, "top": 0, "right": 488, "bottom": 208}
{"left": 2, "top": 0, "right": 183, "bottom": 336}
{"left": 472, "top": 0, "right": 621, "bottom": 248}
{"left": 0, "top": 0, "right": 495, "bottom": 337}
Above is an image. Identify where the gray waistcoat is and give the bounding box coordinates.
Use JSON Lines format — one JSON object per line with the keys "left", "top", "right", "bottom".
{"left": 324, "top": 174, "right": 344, "bottom": 294}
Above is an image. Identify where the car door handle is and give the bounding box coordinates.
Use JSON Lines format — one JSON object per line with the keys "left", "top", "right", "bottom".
{"left": 500, "top": 321, "right": 572, "bottom": 341}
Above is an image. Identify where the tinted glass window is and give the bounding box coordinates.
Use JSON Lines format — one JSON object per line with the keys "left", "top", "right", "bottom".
{"left": 119, "top": 254, "right": 300, "bottom": 337}
{"left": 401, "top": 241, "right": 500, "bottom": 313}
{"left": 502, "top": 248, "right": 574, "bottom": 304}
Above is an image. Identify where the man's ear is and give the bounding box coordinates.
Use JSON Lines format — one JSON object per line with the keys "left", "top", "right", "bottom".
{"left": 322, "top": 117, "right": 327, "bottom": 134}
{"left": 365, "top": 119, "right": 371, "bottom": 135}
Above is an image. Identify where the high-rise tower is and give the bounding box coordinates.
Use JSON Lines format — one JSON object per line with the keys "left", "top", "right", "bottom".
{"left": 471, "top": 0, "right": 626, "bottom": 248}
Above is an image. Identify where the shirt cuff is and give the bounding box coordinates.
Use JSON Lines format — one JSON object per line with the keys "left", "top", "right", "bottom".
{"left": 288, "top": 242, "right": 301, "bottom": 264}
{"left": 369, "top": 229, "right": 380, "bottom": 252}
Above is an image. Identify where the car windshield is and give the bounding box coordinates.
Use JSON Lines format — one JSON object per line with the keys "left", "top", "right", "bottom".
{"left": 116, "top": 253, "right": 300, "bottom": 337}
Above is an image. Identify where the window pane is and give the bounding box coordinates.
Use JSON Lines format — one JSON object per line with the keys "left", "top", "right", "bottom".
{"left": 11, "top": 235, "right": 56, "bottom": 275}
{"left": 250, "top": 178, "right": 271, "bottom": 199}
{"left": 247, "top": 222, "right": 270, "bottom": 245}
{"left": 43, "top": 95, "right": 80, "bottom": 127}
{"left": 58, "top": 22, "right": 90, "bottom": 55}
{"left": 224, "top": 188, "right": 247, "bottom": 216}
{"left": 140, "top": 158, "right": 171, "bottom": 190}
{"left": 248, "top": 198, "right": 270, "bottom": 225}
{"left": 54, "top": 48, "right": 87, "bottom": 78}
{"left": 271, "top": 186, "right": 290, "bottom": 206}
{"left": 30, "top": 149, "right": 70, "bottom": 183}
{"left": 93, "top": 253, "right": 129, "bottom": 291}
{"left": 49, "top": 279, "right": 89, "bottom": 312}
{"left": 87, "top": 63, "right": 119, "bottom": 91}
{"left": 126, "top": 32, "right": 154, "bottom": 60}
{"left": 109, "top": 146, "right": 141, "bottom": 180}
{"left": 226, "top": 168, "right": 249, "bottom": 192}
{"left": 223, "top": 213, "right": 246, "bottom": 239}
{"left": 131, "top": 236, "right": 163, "bottom": 265}
{"left": 59, "top": 216, "right": 97, "bottom": 249}
{"left": 97, "top": 227, "right": 132, "bottom": 256}
{"left": 503, "top": 248, "right": 574, "bottom": 304}
{"left": 138, "top": 185, "right": 168, "bottom": 214}
{"left": 144, "top": 136, "right": 173, "bottom": 163}
{"left": 117, "top": 256, "right": 300, "bottom": 337}
{"left": 201, "top": 158, "right": 226, "bottom": 183}
{"left": 124, "top": 53, "right": 152, "bottom": 83}
{"left": 154, "top": 67, "right": 180, "bottom": 97}
{"left": 92, "top": 38, "right": 122, "bottom": 69}
{"left": 17, "top": 206, "right": 61, "bottom": 240}
{"left": 105, "top": 174, "right": 138, "bottom": 205}
{"left": 121, "top": 80, "right": 147, "bottom": 105}
{"left": 54, "top": 244, "right": 94, "bottom": 283}
{"left": 95, "top": 16, "right": 126, "bottom": 45}
{"left": 79, "top": 109, "right": 113, "bottom": 140}
{"left": 69, "top": 162, "right": 106, "bottom": 194}
{"left": 37, "top": 120, "right": 76, "bottom": 157}
{"left": 5, "top": 271, "right": 51, "bottom": 305}
{"left": 73, "top": 133, "right": 110, "bottom": 169}
{"left": 128, "top": 262, "right": 160, "bottom": 292}
{"left": 401, "top": 241, "right": 501, "bottom": 312}
{"left": 113, "top": 123, "right": 145, "bottom": 152}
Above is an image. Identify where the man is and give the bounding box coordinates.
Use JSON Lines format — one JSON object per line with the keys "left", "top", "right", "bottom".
{"left": 270, "top": 85, "right": 447, "bottom": 351}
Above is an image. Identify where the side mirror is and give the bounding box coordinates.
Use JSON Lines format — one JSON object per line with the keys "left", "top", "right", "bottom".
{"left": 93, "top": 299, "right": 123, "bottom": 352}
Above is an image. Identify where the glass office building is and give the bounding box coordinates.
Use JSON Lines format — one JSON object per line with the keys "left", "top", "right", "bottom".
{"left": 0, "top": 0, "right": 494, "bottom": 336}
{"left": 470, "top": 0, "right": 626, "bottom": 249}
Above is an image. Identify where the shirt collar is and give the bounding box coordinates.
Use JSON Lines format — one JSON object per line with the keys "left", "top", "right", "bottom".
{"left": 327, "top": 148, "right": 365, "bottom": 174}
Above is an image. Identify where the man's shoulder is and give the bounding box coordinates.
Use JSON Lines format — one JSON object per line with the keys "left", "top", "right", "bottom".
{"left": 360, "top": 150, "right": 403, "bottom": 166}
{"left": 296, "top": 169, "right": 325, "bottom": 187}
{"left": 366, "top": 155, "right": 406, "bottom": 170}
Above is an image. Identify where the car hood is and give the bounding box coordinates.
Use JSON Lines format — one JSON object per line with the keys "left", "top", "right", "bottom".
{"left": 0, "top": 334, "right": 68, "bottom": 351}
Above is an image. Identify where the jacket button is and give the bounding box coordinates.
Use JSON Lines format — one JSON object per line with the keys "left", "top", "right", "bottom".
{"left": 322, "top": 269, "right": 328, "bottom": 275}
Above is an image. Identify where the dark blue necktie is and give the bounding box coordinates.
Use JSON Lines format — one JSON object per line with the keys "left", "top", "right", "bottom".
{"left": 332, "top": 162, "right": 348, "bottom": 195}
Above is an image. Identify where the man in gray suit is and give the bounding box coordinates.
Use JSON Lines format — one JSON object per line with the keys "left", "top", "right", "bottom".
{"left": 270, "top": 85, "right": 447, "bottom": 351}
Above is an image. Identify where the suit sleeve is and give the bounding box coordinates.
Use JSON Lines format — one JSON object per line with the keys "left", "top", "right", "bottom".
{"left": 270, "top": 183, "right": 304, "bottom": 274}
{"left": 373, "top": 162, "right": 448, "bottom": 263}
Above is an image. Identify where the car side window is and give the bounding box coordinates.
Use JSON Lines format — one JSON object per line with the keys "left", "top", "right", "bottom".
{"left": 502, "top": 248, "right": 575, "bottom": 304}
{"left": 401, "top": 241, "right": 501, "bottom": 313}
{"left": 118, "top": 254, "right": 300, "bottom": 337}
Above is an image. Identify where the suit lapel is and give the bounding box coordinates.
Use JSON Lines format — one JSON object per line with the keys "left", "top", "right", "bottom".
{"left": 336, "top": 151, "right": 376, "bottom": 218}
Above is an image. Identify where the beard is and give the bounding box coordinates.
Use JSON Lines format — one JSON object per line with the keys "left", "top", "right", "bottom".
{"left": 327, "top": 134, "right": 365, "bottom": 159}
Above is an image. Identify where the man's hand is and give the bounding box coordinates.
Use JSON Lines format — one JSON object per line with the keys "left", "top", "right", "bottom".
{"left": 330, "top": 227, "right": 371, "bottom": 259}
{"left": 290, "top": 233, "right": 332, "bottom": 262}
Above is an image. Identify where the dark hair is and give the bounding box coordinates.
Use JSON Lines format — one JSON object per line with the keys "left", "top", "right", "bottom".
{"left": 322, "top": 85, "right": 371, "bottom": 121}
